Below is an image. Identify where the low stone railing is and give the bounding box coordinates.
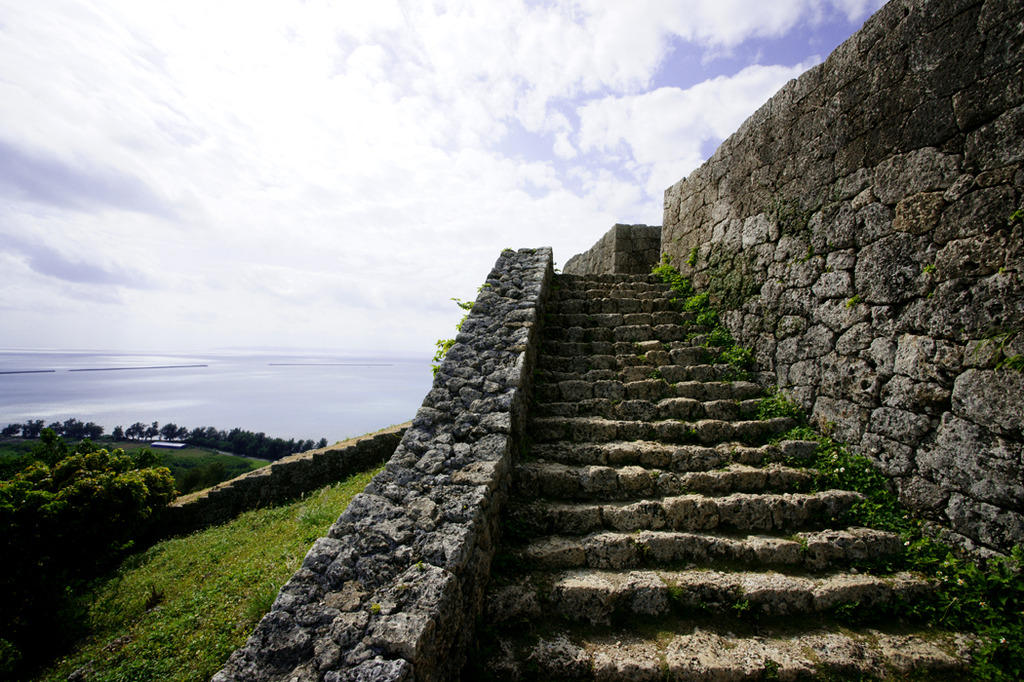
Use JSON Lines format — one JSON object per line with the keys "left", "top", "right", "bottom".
{"left": 213, "top": 247, "right": 553, "bottom": 682}
{"left": 165, "top": 424, "right": 408, "bottom": 535}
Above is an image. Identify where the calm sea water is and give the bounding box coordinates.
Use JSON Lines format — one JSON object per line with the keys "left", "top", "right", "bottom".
{"left": 0, "top": 349, "right": 433, "bottom": 443}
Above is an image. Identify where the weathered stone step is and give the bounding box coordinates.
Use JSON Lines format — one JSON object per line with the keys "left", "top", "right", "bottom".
{"left": 543, "top": 324, "right": 700, "bottom": 343}
{"left": 529, "top": 416, "right": 797, "bottom": 445}
{"left": 526, "top": 439, "right": 819, "bottom": 471}
{"left": 510, "top": 527, "right": 903, "bottom": 571}
{"left": 515, "top": 462, "right": 814, "bottom": 500}
{"left": 548, "top": 279, "right": 670, "bottom": 300}
{"left": 537, "top": 348, "right": 716, "bottom": 374}
{"left": 546, "top": 299, "right": 681, "bottom": 317}
{"left": 478, "top": 626, "right": 974, "bottom": 680}
{"left": 535, "top": 376, "right": 766, "bottom": 404}
{"left": 546, "top": 310, "right": 687, "bottom": 328}
{"left": 533, "top": 397, "right": 762, "bottom": 421}
{"left": 487, "top": 568, "right": 931, "bottom": 625}
{"left": 509, "top": 490, "right": 862, "bottom": 535}
{"left": 540, "top": 339, "right": 704, "bottom": 359}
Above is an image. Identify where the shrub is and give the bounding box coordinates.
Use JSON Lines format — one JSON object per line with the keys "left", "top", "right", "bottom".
{"left": 0, "top": 430, "right": 176, "bottom": 676}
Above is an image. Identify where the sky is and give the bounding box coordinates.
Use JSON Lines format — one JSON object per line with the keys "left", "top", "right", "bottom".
{"left": 0, "top": 0, "right": 889, "bottom": 356}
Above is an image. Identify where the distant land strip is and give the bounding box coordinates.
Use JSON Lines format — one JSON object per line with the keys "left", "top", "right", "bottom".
{"left": 268, "top": 363, "right": 394, "bottom": 367}
{"left": 0, "top": 369, "right": 58, "bottom": 375}
{"left": 69, "top": 364, "right": 209, "bottom": 372}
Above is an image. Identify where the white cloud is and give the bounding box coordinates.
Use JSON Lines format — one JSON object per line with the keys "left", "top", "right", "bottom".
{"left": 576, "top": 60, "right": 819, "bottom": 197}
{"left": 0, "top": 0, "right": 887, "bottom": 353}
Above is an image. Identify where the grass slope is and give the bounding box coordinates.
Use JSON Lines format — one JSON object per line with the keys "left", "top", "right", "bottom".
{"left": 34, "top": 465, "right": 381, "bottom": 682}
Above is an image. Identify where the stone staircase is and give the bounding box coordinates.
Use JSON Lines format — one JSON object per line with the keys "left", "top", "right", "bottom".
{"left": 468, "top": 274, "right": 974, "bottom": 680}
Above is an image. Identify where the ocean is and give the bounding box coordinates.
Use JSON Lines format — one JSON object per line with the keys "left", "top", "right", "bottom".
{"left": 0, "top": 349, "right": 434, "bottom": 443}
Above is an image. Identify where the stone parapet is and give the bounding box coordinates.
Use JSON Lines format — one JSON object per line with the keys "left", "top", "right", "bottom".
{"left": 213, "top": 247, "right": 553, "bottom": 682}
{"left": 164, "top": 424, "right": 408, "bottom": 535}
{"left": 563, "top": 223, "right": 661, "bottom": 275}
{"left": 660, "top": 0, "right": 1024, "bottom": 554}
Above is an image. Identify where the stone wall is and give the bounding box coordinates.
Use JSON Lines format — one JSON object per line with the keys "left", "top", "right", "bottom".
{"left": 656, "top": 0, "right": 1023, "bottom": 554}
{"left": 213, "top": 247, "right": 553, "bottom": 682}
{"left": 563, "top": 223, "right": 660, "bottom": 275}
{"left": 165, "top": 424, "right": 408, "bottom": 535}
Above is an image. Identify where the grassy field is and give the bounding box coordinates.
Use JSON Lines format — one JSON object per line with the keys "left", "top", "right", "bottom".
{"left": 117, "top": 441, "right": 269, "bottom": 492}
{"left": 33, "top": 465, "right": 381, "bottom": 682}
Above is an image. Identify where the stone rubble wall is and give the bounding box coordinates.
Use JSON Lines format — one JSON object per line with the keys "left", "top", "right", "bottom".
{"left": 164, "top": 424, "right": 408, "bottom": 535}
{"left": 655, "top": 0, "right": 1024, "bottom": 554}
{"left": 563, "top": 223, "right": 661, "bottom": 275}
{"left": 213, "top": 247, "right": 553, "bottom": 682}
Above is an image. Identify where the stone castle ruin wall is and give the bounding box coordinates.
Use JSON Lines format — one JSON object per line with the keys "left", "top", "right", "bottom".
{"left": 651, "top": 0, "right": 1023, "bottom": 554}
{"left": 214, "top": 248, "right": 553, "bottom": 682}
{"left": 165, "top": 424, "right": 408, "bottom": 535}
{"left": 211, "top": 0, "right": 1024, "bottom": 678}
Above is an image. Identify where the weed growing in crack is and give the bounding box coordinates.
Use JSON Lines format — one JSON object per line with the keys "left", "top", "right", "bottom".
{"left": 650, "top": 257, "right": 754, "bottom": 378}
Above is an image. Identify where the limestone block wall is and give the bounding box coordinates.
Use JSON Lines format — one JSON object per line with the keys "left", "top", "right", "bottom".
{"left": 658, "top": 0, "right": 1023, "bottom": 554}
{"left": 563, "top": 223, "right": 660, "bottom": 275}
{"left": 165, "top": 424, "right": 408, "bottom": 535}
{"left": 214, "top": 247, "right": 553, "bottom": 682}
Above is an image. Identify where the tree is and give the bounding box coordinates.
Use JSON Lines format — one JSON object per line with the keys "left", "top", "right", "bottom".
{"left": 21, "top": 420, "right": 44, "bottom": 438}
{"left": 0, "top": 431, "right": 176, "bottom": 675}
{"left": 84, "top": 422, "right": 104, "bottom": 440}
{"left": 126, "top": 422, "right": 146, "bottom": 440}
{"left": 160, "top": 422, "right": 179, "bottom": 441}
{"left": 111, "top": 425, "right": 125, "bottom": 441}
{"left": 1, "top": 424, "right": 19, "bottom": 438}
{"left": 61, "top": 418, "right": 86, "bottom": 439}
{"left": 145, "top": 421, "right": 159, "bottom": 439}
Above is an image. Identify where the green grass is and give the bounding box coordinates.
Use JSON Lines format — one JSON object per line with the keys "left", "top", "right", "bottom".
{"left": 34, "top": 465, "right": 381, "bottom": 682}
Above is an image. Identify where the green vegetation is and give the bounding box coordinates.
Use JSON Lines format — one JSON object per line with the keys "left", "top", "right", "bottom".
{"left": 1008, "top": 209, "right": 1023, "bottom": 224}
{"left": 3, "top": 438, "right": 267, "bottom": 496}
{"left": 769, "top": 195, "right": 814, "bottom": 239}
{"left": 977, "top": 330, "right": 1023, "bottom": 373}
{"left": 432, "top": 297, "right": 475, "bottom": 376}
{"left": 150, "top": 446, "right": 266, "bottom": 494}
{"left": 759, "top": 391, "right": 1023, "bottom": 680}
{"left": 2, "top": 418, "right": 329, "bottom": 462}
{"left": 35, "top": 467, "right": 379, "bottom": 682}
{"left": 652, "top": 255, "right": 755, "bottom": 378}
{"left": 845, "top": 294, "right": 861, "bottom": 308}
{"left": 686, "top": 246, "right": 699, "bottom": 268}
{"left": 756, "top": 387, "right": 805, "bottom": 421}
{"left": 0, "top": 431, "right": 177, "bottom": 677}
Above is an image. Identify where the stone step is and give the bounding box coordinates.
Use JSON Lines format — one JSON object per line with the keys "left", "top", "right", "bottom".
{"left": 549, "top": 279, "right": 670, "bottom": 299}
{"left": 546, "top": 298, "right": 681, "bottom": 316}
{"left": 537, "top": 348, "right": 715, "bottom": 373}
{"left": 487, "top": 568, "right": 931, "bottom": 625}
{"left": 539, "top": 339, "right": 705, "bottom": 359}
{"left": 478, "top": 626, "right": 974, "bottom": 681}
{"left": 509, "top": 527, "right": 904, "bottom": 571}
{"left": 532, "top": 397, "right": 763, "bottom": 421}
{"left": 526, "top": 439, "right": 819, "bottom": 471}
{"left": 509, "top": 490, "right": 863, "bottom": 535}
{"left": 542, "top": 324, "right": 700, "bottom": 344}
{"left": 529, "top": 416, "right": 797, "bottom": 445}
{"left": 515, "top": 462, "right": 815, "bottom": 500}
{"left": 535, "top": 375, "right": 768, "bottom": 404}
{"left": 555, "top": 274, "right": 663, "bottom": 286}
{"left": 546, "top": 309, "right": 688, "bottom": 327}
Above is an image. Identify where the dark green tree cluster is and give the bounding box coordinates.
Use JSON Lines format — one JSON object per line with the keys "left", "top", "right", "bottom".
{"left": 1, "top": 417, "right": 103, "bottom": 440}
{"left": 181, "top": 425, "right": 327, "bottom": 460}
{"left": 0, "top": 430, "right": 177, "bottom": 677}
{"left": 3, "top": 418, "right": 330, "bottom": 463}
